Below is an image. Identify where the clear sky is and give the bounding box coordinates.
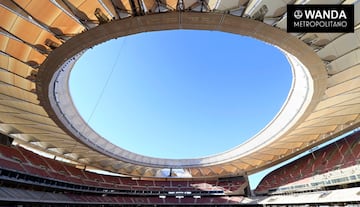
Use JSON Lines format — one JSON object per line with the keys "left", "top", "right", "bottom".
{"left": 69, "top": 29, "right": 292, "bottom": 189}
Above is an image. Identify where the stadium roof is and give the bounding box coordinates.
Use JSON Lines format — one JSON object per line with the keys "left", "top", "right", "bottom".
{"left": 0, "top": 0, "right": 359, "bottom": 178}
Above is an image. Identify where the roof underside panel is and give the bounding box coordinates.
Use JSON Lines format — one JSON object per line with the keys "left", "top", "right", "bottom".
{"left": 12, "top": 0, "right": 84, "bottom": 36}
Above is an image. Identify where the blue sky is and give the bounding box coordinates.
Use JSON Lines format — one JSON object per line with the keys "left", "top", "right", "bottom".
{"left": 69, "top": 29, "right": 292, "bottom": 188}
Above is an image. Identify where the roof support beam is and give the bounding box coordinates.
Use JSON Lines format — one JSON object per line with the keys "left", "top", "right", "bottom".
{"left": 129, "top": 0, "right": 145, "bottom": 16}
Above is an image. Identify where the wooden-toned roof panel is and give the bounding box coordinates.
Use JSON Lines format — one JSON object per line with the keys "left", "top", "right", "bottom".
{"left": 0, "top": 105, "right": 25, "bottom": 114}
{"left": 183, "top": 0, "right": 198, "bottom": 9}
{"left": 0, "top": 101, "right": 45, "bottom": 116}
{"left": 9, "top": 124, "right": 63, "bottom": 136}
{"left": 226, "top": 162, "right": 250, "bottom": 172}
{"left": 110, "top": 0, "right": 132, "bottom": 12}
{"left": 289, "top": 125, "right": 338, "bottom": 135}
{"left": 209, "top": 0, "right": 249, "bottom": 11}
{"left": 247, "top": 153, "right": 275, "bottom": 161}
{"left": 11, "top": 114, "right": 56, "bottom": 127}
{"left": 309, "top": 103, "right": 360, "bottom": 121}
{"left": 262, "top": 143, "right": 304, "bottom": 151}
{"left": 66, "top": 0, "right": 112, "bottom": 21}
{"left": 325, "top": 77, "right": 360, "bottom": 98}
{"left": 32, "top": 133, "right": 76, "bottom": 143}
{"left": 164, "top": 0, "right": 178, "bottom": 9}
{"left": 300, "top": 114, "right": 358, "bottom": 128}
{"left": 318, "top": 92, "right": 360, "bottom": 110}
{"left": 96, "top": 0, "right": 117, "bottom": 18}
{"left": 328, "top": 64, "right": 360, "bottom": 87}
{"left": 281, "top": 134, "right": 319, "bottom": 142}
{"left": 317, "top": 30, "right": 360, "bottom": 61}
{"left": 0, "top": 6, "right": 61, "bottom": 46}
{"left": 327, "top": 49, "right": 360, "bottom": 75}
{"left": 0, "top": 35, "right": 46, "bottom": 66}
{"left": 336, "top": 97, "right": 360, "bottom": 107}
{"left": 0, "top": 113, "right": 37, "bottom": 124}
{"left": 0, "top": 5, "right": 18, "bottom": 30}
{"left": 16, "top": 76, "right": 35, "bottom": 92}
{"left": 0, "top": 85, "right": 38, "bottom": 104}
{"left": 5, "top": 125, "right": 54, "bottom": 135}
{"left": 13, "top": 0, "right": 84, "bottom": 35}
{"left": 0, "top": 54, "right": 35, "bottom": 78}
{"left": 217, "top": 164, "right": 244, "bottom": 173}
{"left": 0, "top": 71, "right": 34, "bottom": 91}
{"left": 143, "top": 0, "right": 156, "bottom": 11}
{"left": 325, "top": 106, "right": 360, "bottom": 117}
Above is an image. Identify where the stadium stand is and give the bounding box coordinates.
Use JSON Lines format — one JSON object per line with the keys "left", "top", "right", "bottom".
{"left": 0, "top": 143, "right": 248, "bottom": 205}
{"left": 255, "top": 130, "right": 360, "bottom": 195}
{"left": 0, "top": 186, "right": 245, "bottom": 205}
{"left": 1, "top": 130, "right": 359, "bottom": 205}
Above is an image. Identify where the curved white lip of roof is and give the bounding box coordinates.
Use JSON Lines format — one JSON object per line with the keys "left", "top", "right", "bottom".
{"left": 49, "top": 37, "right": 313, "bottom": 168}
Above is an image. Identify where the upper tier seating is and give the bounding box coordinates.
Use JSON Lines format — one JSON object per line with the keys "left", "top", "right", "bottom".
{"left": 255, "top": 130, "right": 360, "bottom": 194}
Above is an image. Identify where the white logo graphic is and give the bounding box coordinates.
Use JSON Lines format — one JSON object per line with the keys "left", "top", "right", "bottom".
{"left": 304, "top": 10, "right": 347, "bottom": 19}
{"left": 294, "top": 10, "right": 303, "bottom": 19}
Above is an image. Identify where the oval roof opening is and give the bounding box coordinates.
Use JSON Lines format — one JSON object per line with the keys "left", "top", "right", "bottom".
{"left": 69, "top": 29, "right": 292, "bottom": 159}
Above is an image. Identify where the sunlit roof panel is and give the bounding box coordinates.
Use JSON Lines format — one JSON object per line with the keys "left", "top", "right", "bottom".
{"left": 65, "top": 0, "right": 112, "bottom": 21}
{"left": 0, "top": 55, "right": 35, "bottom": 78}
{"left": 143, "top": 0, "right": 156, "bottom": 11}
{"left": 0, "top": 6, "right": 18, "bottom": 30}
{"left": 164, "top": 0, "right": 178, "bottom": 9}
{"left": 325, "top": 78, "right": 360, "bottom": 98}
{"left": 13, "top": 0, "right": 84, "bottom": 36}
{"left": 0, "top": 101, "right": 44, "bottom": 117}
{"left": 0, "top": 85, "right": 39, "bottom": 104}
{"left": 327, "top": 49, "right": 360, "bottom": 75}
{"left": 0, "top": 72, "right": 34, "bottom": 91}
{"left": 182, "top": 0, "right": 198, "bottom": 9}
{"left": 0, "top": 35, "right": 45, "bottom": 66}
{"left": 0, "top": 7, "right": 61, "bottom": 47}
